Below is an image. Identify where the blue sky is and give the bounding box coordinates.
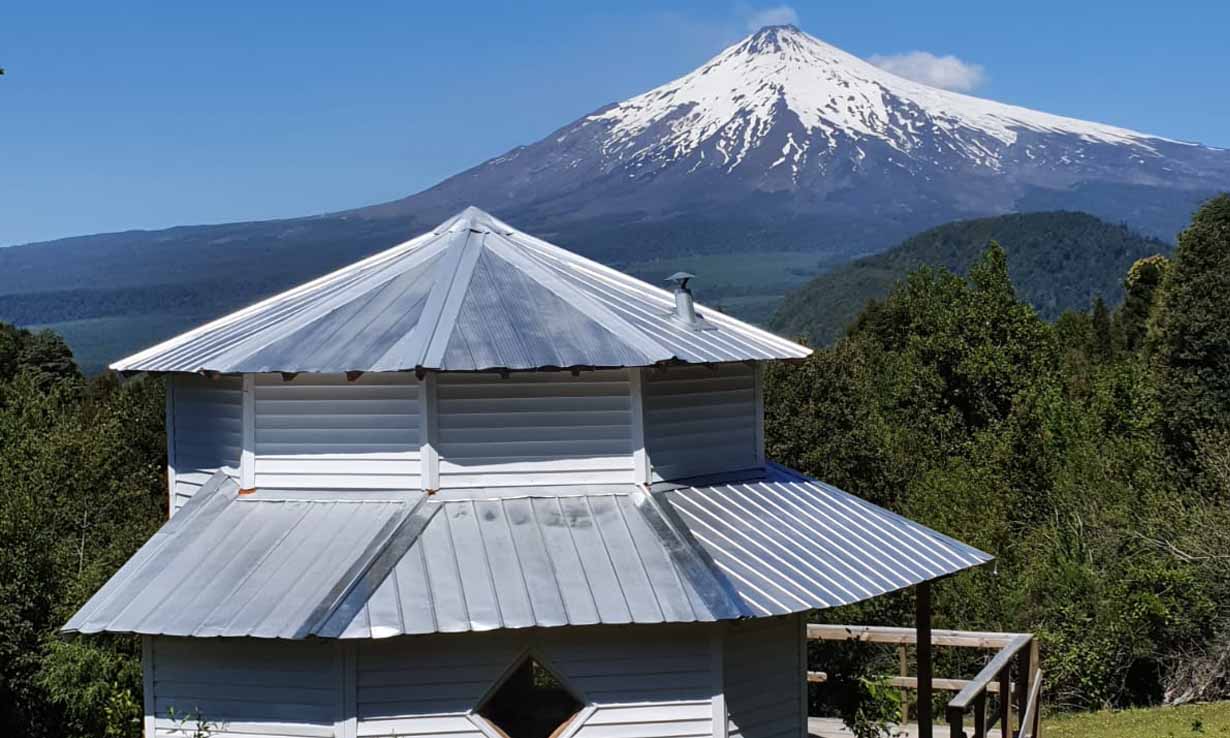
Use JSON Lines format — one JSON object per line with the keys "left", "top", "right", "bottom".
{"left": 2, "top": 0, "right": 1227, "bottom": 246}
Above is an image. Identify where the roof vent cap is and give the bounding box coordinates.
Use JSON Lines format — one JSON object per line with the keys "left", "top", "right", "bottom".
{"left": 665, "top": 272, "right": 716, "bottom": 331}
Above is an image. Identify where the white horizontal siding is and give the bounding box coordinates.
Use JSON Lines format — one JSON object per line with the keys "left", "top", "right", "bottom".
{"left": 644, "top": 365, "right": 760, "bottom": 482}
{"left": 253, "top": 373, "right": 421, "bottom": 492}
{"left": 149, "top": 637, "right": 337, "bottom": 738}
{"left": 724, "top": 617, "right": 803, "bottom": 738}
{"left": 356, "top": 625, "right": 717, "bottom": 738}
{"left": 571, "top": 703, "right": 713, "bottom": 738}
{"left": 436, "top": 371, "right": 635, "bottom": 488}
{"left": 169, "top": 374, "right": 242, "bottom": 513}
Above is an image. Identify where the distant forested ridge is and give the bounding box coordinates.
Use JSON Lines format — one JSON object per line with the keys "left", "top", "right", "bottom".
{"left": 771, "top": 211, "right": 1171, "bottom": 345}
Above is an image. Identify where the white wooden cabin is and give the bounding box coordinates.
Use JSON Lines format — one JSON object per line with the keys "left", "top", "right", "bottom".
{"left": 66, "top": 207, "right": 989, "bottom": 738}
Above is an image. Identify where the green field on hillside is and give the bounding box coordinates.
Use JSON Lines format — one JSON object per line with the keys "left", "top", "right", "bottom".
{"left": 1046, "top": 702, "right": 1230, "bottom": 738}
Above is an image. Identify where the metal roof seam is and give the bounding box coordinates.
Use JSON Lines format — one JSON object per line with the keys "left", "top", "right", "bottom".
{"left": 623, "top": 494, "right": 702, "bottom": 622}
{"left": 190, "top": 498, "right": 320, "bottom": 637}
{"left": 581, "top": 495, "right": 638, "bottom": 623}
{"left": 525, "top": 496, "right": 577, "bottom": 626}
{"left": 607, "top": 494, "right": 669, "bottom": 623}
{"left": 299, "top": 495, "right": 430, "bottom": 638}
{"left": 554, "top": 496, "right": 603, "bottom": 623}
{"left": 635, "top": 489, "right": 749, "bottom": 619}
{"left": 497, "top": 498, "right": 540, "bottom": 626}
{"left": 468, "top": 499, "right": 509, "bottom": 631}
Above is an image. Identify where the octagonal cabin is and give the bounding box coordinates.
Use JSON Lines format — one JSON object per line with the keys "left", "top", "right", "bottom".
{"left": 66, "top": 207, "right": 989, "bottom": 738}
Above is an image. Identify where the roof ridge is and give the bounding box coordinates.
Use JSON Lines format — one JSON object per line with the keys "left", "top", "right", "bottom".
{"left": 368, "top": 226, "right": 484, "bottom": 370}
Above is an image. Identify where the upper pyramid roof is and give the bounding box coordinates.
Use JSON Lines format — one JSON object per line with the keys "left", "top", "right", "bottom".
{"left": 111, "top": 207, "right": 811, "bottom": 374}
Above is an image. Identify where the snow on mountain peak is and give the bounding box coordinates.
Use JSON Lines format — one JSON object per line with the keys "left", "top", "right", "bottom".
{"left": 587, "top": 25, "right": 1170, "bottom": 175}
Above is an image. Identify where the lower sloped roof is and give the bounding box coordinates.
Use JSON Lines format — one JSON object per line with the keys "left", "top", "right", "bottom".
{"left": 63, "top": 466, "right": 990, "bottom": 639}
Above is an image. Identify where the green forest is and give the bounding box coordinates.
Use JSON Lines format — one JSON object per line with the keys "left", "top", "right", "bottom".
{"left": 1, "top": 197, "right": 1228, "bottom": 737}
{"left": 771, "top": 211, "right": 1173, "bottom": 346}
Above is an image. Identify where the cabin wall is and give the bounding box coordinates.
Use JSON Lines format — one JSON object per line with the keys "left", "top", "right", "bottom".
{"left": 643, "top": 364, "right": 762, "bottom": 482}
{"left": 252, "top": 373, "right": 422, "bottom": 493}
{"left": 166, "top": 362, "right": 766, "bottom": 499}
{"left": 167, "top": 375, "right": 242, "bottom": 514}
{"left": 146, "top": 636, "right": 339, "bottom": 738}
{"left": 354, "top": 624, "right": 717, "bottom": 738}
{"left": 435, "top": 370, "right": 635, "bottom": 488}
{"left": 724, "top": 615, "right": 806, "bottom": 738}
{"left": 145, "top": 623, "right": 781, "bottom": 738}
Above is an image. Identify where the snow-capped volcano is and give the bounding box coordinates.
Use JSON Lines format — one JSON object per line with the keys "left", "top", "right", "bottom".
{"left": 382, "top": 24, "right": 1226, "bottom": 249}
{"left": 591, "top": 25, "right": 1169, "bottom": 175}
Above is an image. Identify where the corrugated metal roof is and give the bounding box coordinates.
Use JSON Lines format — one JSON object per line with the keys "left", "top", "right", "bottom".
{"left": 324, "top": 493, "right": 742, "bottom": 638}
{"left": 64, "top": 466, "right": 990, "bottom": 639}
{"left": 111, "top": 207, "right": 811, "bottom": 374}
{"left": 654, "top": 464, "right": 992, "bottom": 616}
{"left": 62, "top": 475, "right": 425, "bottom": 639}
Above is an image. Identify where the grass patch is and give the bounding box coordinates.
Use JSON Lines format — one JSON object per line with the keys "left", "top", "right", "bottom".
{"left": 1045, "top": 702, "right": 1230, "bottom": 738}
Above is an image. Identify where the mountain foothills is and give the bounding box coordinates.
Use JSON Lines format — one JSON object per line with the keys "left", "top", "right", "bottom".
{"left": 2, "top": 25, "right": 1228, "bottom": 370}
{"left": 772, "top": 211, "right": 1172, "bottom": 345}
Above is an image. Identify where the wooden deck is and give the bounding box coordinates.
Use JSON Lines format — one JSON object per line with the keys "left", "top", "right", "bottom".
{"left": 808, "top": 717, "right": 1004, "bottom": 738}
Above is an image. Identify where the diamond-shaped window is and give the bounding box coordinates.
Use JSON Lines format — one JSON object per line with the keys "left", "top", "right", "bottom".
{"left": 477, "top": 655, "right": 584, "bottom": 738}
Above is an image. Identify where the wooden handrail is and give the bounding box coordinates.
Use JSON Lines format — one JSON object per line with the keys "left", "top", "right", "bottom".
{"left": 885, "top": 676, "right": 1012, "bottom": 693}
{"left": 948, "top": 634, "right": 1032, "bottom": 711}
{"left": 807, "top": 624, "right": 1026, "bottom": 649}
{"left": 808, "top": 624, "right": 1042, "bottom": 738}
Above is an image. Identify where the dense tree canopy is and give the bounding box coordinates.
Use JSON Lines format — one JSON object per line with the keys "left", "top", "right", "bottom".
{"left": 1152, "top": 194, "right": 1230, "bottom": 481}
{"left": 770, "top": 201, "right": 1230, "bottom": 711}
{"left": 0, "top": 343, "right": 164, "bottom": 737}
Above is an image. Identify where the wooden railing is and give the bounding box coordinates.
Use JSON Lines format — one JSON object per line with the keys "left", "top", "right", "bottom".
{"left": 808, "top": 624, "right": 1043, "bottom": 738}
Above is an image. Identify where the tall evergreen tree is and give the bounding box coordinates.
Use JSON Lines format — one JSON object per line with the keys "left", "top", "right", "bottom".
{"left": 1090, "top": 295, "right": 1114, "bottom": 361}
{"left": 1152, "top": 194, "right": 1230, "bottom": 473}
{"left": 1116, "top": 254, "right": 1169, "bottom": 354}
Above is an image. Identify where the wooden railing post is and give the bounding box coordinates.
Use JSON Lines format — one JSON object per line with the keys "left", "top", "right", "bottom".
{"left": 997, "top": 666, "right": 1011, "bottom": 736}
{"left": 899, "top": 644, "right": 910, "bottom": 726}
{"left": 916, "top": 582, "right": 933, "bottom": 738}
{"left": 945, "top": 705, "right": 964, "bottom": 738}
{"left": 1015, "top": 638, "right": 1033, "bottom": 731}
{"left": 972, "top": 692, "right": 986, "bottom": 738}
